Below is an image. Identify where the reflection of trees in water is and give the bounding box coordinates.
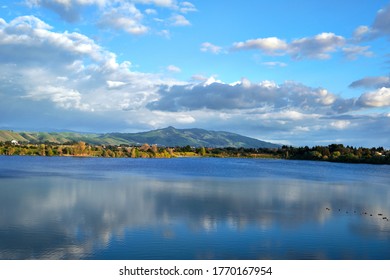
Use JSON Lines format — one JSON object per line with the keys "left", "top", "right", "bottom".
{"left": 0, "top": 176, "right": 390, "bottom": 259}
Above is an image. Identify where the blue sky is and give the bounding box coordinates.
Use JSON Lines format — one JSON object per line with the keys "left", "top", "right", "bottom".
{"left": 1, "top": 0, "right": 390, "bottom": 147}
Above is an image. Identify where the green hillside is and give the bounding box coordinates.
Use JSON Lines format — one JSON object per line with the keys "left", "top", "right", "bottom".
{"left": 0, "top": 131, "right": 103, "bottom": 144}
{"left": 106, "top": 127, "right": 279, "bottom": 148}
{"left": 0, "top": 127, "right": 280, "bottom": 148}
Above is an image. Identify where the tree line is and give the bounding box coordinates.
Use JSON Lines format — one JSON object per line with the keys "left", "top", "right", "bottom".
{"left": 0, "top": 141, "right": 389, "bottom": 164}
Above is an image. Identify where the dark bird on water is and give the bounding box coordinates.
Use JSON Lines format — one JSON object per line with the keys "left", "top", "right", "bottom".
{"left": 323, "top": 208, "right": 389, "bottom": 222}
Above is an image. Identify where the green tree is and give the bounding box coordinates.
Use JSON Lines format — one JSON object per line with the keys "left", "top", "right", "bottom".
{"left": 199, "top": 146, "right": 206, "bottom": 156}
{"left": 331, "top": 151, "right": 341, "bottom": 159}
{"left": 46, "top": 146, "right": 54, "bottom": 156}
{"left": 310, "top": 150, "right": 322, "bottom": 159}
{"left": 183, "top": 145, "right": 192, "bottom": 152}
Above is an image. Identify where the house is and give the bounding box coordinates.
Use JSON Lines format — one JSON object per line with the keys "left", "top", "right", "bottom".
{"left": 11, "top": 140, "right": 19, "bottom": 145}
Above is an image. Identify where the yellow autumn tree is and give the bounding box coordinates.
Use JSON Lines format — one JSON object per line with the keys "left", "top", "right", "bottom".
{"left": 73, "top": 141, "right": 86, "bottom": 156}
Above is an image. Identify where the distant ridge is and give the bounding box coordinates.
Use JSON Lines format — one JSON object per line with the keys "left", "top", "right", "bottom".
{"left": 0, "top": 127, "right": 280, "bottom": 148}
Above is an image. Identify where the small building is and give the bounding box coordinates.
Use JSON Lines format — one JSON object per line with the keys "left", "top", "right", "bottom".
{"left": 11, "top": 140, "right": 19, "bottom": 145}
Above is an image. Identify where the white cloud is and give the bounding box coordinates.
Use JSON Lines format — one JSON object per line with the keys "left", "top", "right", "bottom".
{"left": 316, "top": 89, "right": 337, "bottom": 106}
{"left": 6, "top": 14, "right": 53, "bottom": 30}
{"left": 26, "top": 0, "right": 194, "bottom": 34}
{"left": 342, "top": 45, "right": 373, "bottom": 60}
{"left": 157, "top": 29, "right": 171, "bottom": 38}
{"left": 0, "top": 15, "right": 166, "bottom": 115}
{"left": 372, "top": 4, "right": 390, "bottom": 38}
{"left": 147, "top": 79, "right": 342, "bottom": 113}
{"left": 107, "top": 80, "right": 127, "bottom": 89}
{"left": 353, "top": 25, "right": 371, "bottom": 41}
{"left": 352, "top": 3, "right": 390, "bottom": 41}
{"left": 27, "top": 85, "right": 92, "bottom": 111}
{"left": 233, "top": 33, "right": 346, "bottom": 60}
{"left": 262, "top": 61, "right": 287, "bottom": 68}
{"left": 133, "top": 0, "right": 176, "bottom": 7}
{"left": 179, "top": 1, "right": 197, "bottom": 13}
{"left": 358, "top": 87, "right": 390, "bottom": 107}
{"left": 26, "top": 0, "right": 107, "bottom": 22}
{"left": 202, "top": 76, "right": 223, "bottom": 86}
{"left": 330, "top": 120, "right": 351, "bottom": 130}
{"left": 200, "top": 42, "right": 222, "bottom": 54}
{"left": 289, "top": 32, "right": 345, "bottom": 60}
{"left": 166, "top": 64, "right": 181, "bottom": 73}
{"left": 259, "top": 80, "right": 278, "bottom": 89}
{"left": 233, "top": 37, "right": 288, "bottom": 55}
{"left": 0, "top": 16, "right": 103, "bottom": 64}
{"left": 169, "top": 14, "right": 191, "bottom": 26}
{"left": 257, "top": 110, "right": 315, "bottom": 121}
{"left": 145, "top": 8, "right": 157, "bottom": 15}
{"left": 98, "top": 3, "right": 148, "bottom": 35}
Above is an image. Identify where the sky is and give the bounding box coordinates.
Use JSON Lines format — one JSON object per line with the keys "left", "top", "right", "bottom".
{"left": 0, "top": 0, "right": 390, "bottom": 147}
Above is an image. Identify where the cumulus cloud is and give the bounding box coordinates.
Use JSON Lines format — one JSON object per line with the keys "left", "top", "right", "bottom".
{"left": 0, "top": 15, "right": 166, "bottom": 116}
{"left": 0, "top": 16, "right": 103, "bottom": 64}
{"left": 169, "top": 14, "right": 191, "bottom": 26}
{"left": 98, "top": 2, "right": 148, "bottom": 35}
{"left": 289, "top": 32, "right": 345, "bottom": 60}
{"left": 358, "top": 87, "right": 390, "bottom": 107}
{"left": 232, "top": 4, "right": 390, "bottom": 61}
{"left": 27, "top": 85, "right": 92, "bottom": 111}
{"left": 353, "top": 3, "right": 390, "bottom": 41}
{"left": 26, "top": 0, "right": 195, "bottom": 34}
{"left": 26, "top": 0, "right": 107, "bottom": 22}
{"left": 233, "top": 37, "right": 288, "bottom": 55}
{"left": 146, "top": 74, "right": 390, "bottom": 125}
{"left": 233, "top": 33, "right": 346, "bottom": 60}
{"left": 147, "top": 78, "right": 343, "bottom": 113}
{"left": 371, "top": 4, "right": 390, "bottom": 38}
{"left": 200, "top": 42, "right": 222, "bottom": 54}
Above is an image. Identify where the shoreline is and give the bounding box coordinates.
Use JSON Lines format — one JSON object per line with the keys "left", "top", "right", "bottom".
{"left": 1, "top": 153, "right": 389, "bottom": 165}
{"left": 1, "top": 142, "right": 389, "bottom": 165}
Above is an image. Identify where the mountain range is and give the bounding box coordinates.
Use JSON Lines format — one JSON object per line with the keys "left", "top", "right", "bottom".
{"left": 0, "top": 126, "right": 280, "bottom": 148}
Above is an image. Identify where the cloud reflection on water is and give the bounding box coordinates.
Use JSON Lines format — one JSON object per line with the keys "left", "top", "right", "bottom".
{"left": 1, "top": 171, "right": 390, "bottom": 259}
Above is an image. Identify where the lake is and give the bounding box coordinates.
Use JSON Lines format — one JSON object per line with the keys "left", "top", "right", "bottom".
{"left": 0, "top": 156, "right": 390, "bottom": 260}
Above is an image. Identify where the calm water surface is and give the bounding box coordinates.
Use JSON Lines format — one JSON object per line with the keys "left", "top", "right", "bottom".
{"left": 0, "top": 156, "right": 390, "bottom": 259}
